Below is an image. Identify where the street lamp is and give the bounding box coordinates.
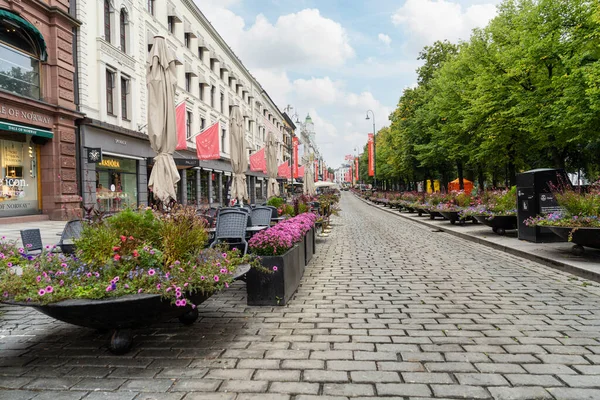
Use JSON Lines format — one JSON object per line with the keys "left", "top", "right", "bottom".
{"left": 365, "top": 110, "right": 376, "bottom": 189}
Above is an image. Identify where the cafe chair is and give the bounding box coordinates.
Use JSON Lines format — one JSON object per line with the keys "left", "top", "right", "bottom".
{"left": 20, "top": 229, "right": 43, "bottom": 254}
{"left": 211, "top": 209, "right": 249, "bottom": 255}
{"left": 251, "top": 207, "right": 272, "bottom": 227}
{"left": 57, "top": 220, "right": 83, "bottom": 254}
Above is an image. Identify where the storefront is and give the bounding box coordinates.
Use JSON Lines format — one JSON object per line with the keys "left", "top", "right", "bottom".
{"left": 95, "top": 156, "right": 138, "bottom": 212}
{"left": 0, "top": 2, "right": 81, "bottom": 221}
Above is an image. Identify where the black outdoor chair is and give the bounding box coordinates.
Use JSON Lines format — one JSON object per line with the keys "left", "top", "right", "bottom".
{"left": 211, "top": 209, "right": 249, "bottom": 254}
{"left": 251, "top": 207, "right": 272, "bottom": 227}
{"left": 57, "top": 220, "right": 83, "bottom": 254}
{"left": 266, "top": 205, "right": 278, "bottom": 220}
{"left": 20, "top": 229, "right": 43, "bottom": 254}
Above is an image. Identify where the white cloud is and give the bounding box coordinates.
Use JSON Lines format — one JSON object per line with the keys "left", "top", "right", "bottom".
{"left": 378, "top": 33, "right": 392, "bottom": 46}
{"left": 197, "top": 3, "right": 355, "bottom": 70}
{"left": 292, "top": 77, "right": 340, "bottom": 106}
{"left": 391, "top": 0, "right": 498, "bottom": 47}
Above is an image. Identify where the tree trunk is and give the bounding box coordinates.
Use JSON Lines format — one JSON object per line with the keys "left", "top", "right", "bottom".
{"left": 477, "top": 165, "right": 485, "bottom": 193}
{"left": 457, "top": 161, "right": 464, "bottom": 190}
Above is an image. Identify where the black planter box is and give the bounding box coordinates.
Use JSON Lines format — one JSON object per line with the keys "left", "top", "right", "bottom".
{"left": 304, "top": 228, "right": 314, "bottom": 265}
{"left": 247, "top": 244, "right": 304, "bottom": 306}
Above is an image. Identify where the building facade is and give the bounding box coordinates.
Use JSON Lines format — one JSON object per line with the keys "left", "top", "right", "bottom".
{"left": 0, "top": 0, "right": 81, "bottom": 222}
{"left": 76, "top": 0, "right": 286, "bottom": 212}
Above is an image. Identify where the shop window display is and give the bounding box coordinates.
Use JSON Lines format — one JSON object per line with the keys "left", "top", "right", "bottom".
{"left": 96, "top": 157, "right": 138, "bottom": 212}
{"left": 0, "top": 136, "right": 39, "bottom": 217}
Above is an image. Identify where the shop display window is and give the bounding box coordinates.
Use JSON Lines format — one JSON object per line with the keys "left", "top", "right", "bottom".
{"left": 0, "top": 136, "right": 39, "bottom": 216}
{"left": 96, "top": 157, "right": 138, "bottom": 212}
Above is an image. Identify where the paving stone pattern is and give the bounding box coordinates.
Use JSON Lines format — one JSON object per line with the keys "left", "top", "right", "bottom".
{"left": 1, "top": 193, "right": 600, "bottom": 399}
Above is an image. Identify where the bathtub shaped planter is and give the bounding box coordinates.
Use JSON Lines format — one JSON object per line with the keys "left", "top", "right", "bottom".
{"left": 3, "top": 264, "right": 250, "bottom": 355}
{"left": 246, "top": 244, "right": 304, "bottom": 306}
{"left": 546, "top": 226, "right": 600, "bottom": 256}
{"left": 474, "top": 215, "right": 518, "bottom": 235}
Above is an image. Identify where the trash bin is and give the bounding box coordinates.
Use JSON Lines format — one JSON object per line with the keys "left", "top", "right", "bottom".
{"left": 516, "top": 168, "right": 570, "bottom": 243}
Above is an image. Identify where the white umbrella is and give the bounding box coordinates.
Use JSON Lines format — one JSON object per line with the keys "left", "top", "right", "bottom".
{"left": 147, "top": 36, "right": 179, "bottom": 204}
{"left": 266, "top": 131, "right": 279, "bottom": 198}
{"left": 315, "top": 181, "right": 338, "bottom": 188}
{"left": 229, "top": 105, "right": 248, "bottom": 204}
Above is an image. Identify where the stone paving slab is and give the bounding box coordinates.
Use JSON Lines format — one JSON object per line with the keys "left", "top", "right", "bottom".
{"left": 1, "top": 193, "right": 600, "bottom": 399}
{"left": 361, "top": 196, "right": 600, "bottom": 281}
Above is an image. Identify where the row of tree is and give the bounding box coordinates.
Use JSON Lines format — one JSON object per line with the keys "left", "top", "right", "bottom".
{"left": 358, "top": 0, "right": 600, "bottom": 191}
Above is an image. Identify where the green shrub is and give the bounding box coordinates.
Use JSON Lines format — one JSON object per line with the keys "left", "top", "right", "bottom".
{"left": 267, "top": 197, "right": 284, "bottom": 208}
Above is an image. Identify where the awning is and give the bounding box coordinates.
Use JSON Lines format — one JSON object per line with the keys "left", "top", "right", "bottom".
{"left": 185, "top": 65, "right": 198, "bottom": 77}
{"left": 0, "top": 121, "right": 53, "bottom": 138}
{"left": 198, "top": 74, "right": 208, "bottom": 85}
{"left": 184, "top": 21, "right": 197, "bottom": 37}
{"left": 168, "top": 3, "right": 183, "bottom": 22}
{"left": 0, "top": 9, "right": 47, "bottom": 61}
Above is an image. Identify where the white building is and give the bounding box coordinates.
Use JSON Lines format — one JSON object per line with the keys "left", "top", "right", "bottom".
{"left": 76, "top": 0, "right": 286, "bottom": 210}
{"left": 335, "top": 165, "right": 351, "bottom": 184}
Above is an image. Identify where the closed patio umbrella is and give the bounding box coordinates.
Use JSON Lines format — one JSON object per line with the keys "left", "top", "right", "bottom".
{"left": 229, "top": 105, "right": 248, "bottom": 204}
{"left": 303, "top": 157, "right": 316, "bottom": 196}
{"left": 266, "top": 131, "right": 279, "bottom": 198}
{"left": 147, "top": 36, "right": 179, "bottom": 204}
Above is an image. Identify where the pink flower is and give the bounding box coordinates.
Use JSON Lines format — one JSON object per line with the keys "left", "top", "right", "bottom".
{"left": 113, "top": 254, "right": 121, "bottom": 261}
{"left": 156, "top": 284, "right": 161, "bottom": 289}
{"left": 273, "top": 266, "right": 278, "bottom": 272}
{"left": 138, "top": 289, "right": 143, "bottom": 293}
{"left": 124, "top": 284, "right": 129, "bottom": 289}
{"left": 59, "top": 280, "right": 64, "bottom": 286}
{"left": 113, "top": 276, "right": 120, "bottom": 282}
{"left": 106, "top": 285, "right": 112, "bottom": 292}
{"left": 60, "top": 263, "right": 68, "bottom": 268}
{"left": 132, "top": 250, "right": 139, "bottom": 258}
{"left": 214, "top": 275, "right": 219, "bottom": 282}
{"left": 36, "top": 276, "right": 41, "bottom": 282}
{"left": 112, "top": 246, "right": 120, "bottom": 252}
{"left": 220, "top": 268, "right": 228, "bottom": 274}
{"left": 225, "top": 282, "right": 229, "bottom": 288}
{"left": 201, "top": 276, "right": 205, "bottom": 280}
{"left": 45, "top": 286, "right": 53, "bottom": 293}
{"left": 180, "top": 299, "right": 187, "bottom": 307}
{"left": 38, "top": 289, "right": 45, "bottom": 296}
{"left": 148, "top": 269, "right": 155, "bottom": 276}
{"left": 120, "top": 235, "right": 127, "bottom": 242}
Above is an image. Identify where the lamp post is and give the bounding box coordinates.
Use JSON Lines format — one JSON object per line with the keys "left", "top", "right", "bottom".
{"left": 365, "top": 110, "right": 376, "bottom": 189}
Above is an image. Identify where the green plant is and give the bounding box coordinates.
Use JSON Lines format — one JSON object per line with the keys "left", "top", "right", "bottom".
{"left": 267, "top": 197, "right": 284, "bottom": 209}
{"left": 160, "top": 205, "right": 208, "bottom": 266}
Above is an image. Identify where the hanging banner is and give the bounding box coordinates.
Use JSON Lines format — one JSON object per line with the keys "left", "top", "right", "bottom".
{"left": 355, "top": 157, "right": 359, "bottom": 180}
{"left": 345, "top": 154, "right": 353, "bottom": 161}
{"left": 292, "top": 137, "right": 299, "bottom": 178}
{"left": 175, "top": 102, "right": 188, "bottom": 150}
{"left": 195, "top": 122, "right": 220, "bottom": 160}
{"left": 314, "top": 160, "right": 318, "bottom": 182}
{"left": 249, "top": 147, "right": 267, "bottom": 172}
{"left": 368, "top": 133, "right": 374, "bottom": 177}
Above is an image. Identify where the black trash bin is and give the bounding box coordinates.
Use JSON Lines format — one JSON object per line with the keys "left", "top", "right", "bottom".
{"left": 516, "top": 168, "right": 570, "bottom": 243}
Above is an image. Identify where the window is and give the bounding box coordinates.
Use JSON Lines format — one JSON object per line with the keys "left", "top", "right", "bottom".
{"left": 221, "top": 128, "right": 226, "bottom": 151}
{"left": 186, "top": 111, "right": 192, "bottom": 138}
{"left": 198, "top": 47, "right": 204, "bottom": 61}
{"left": 168, "top": 16, "right": 175, "bottom": 34}
{"left": 120, "top": 76, "right": 130, "bottom": 120}
{"left": 220, "top": 92, "right": 224, "bottom": 113}
{"left": 220, "top": 69, "right": 225, "bottom": 80}
{"left": 104, "top": 0, "right": 111, "bottom": 42}
{"left": 210, "top": 86, "right": 215, "bottom": 108}
{"left": 184, "top": 33, "right": 191, "bottom": 49}
{"left": 0, "top": 19, "right": 42, "bottom": 99}
{"left": 185, "top": 73, "right": 191, "bottom": 92}
{"left": 106, "top": 69, "right": 115, "bottom": 115}
{"left": 119, "top": 9, "right": 128, "bottom": 53}
{"left": 210, "top": 59, "right": 215, "bottom": 72}
{"left": 200, "top": 117, "right": 206, "bottom": 131}
{"left": 199, "top": 83, "right": 204, "bottom": 101}
{"left": 147, "top": 0, "right": 155, "bottom": 15}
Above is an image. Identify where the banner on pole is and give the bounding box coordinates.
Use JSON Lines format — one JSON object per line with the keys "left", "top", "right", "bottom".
{"left": 368, "top": 133, "right": 374, "bottom": 177}
{"left": 195, "top": 122, "right": 220, "bottom": 160}
{"left": 355, "top": 157, "right": 359, "bottom": 180}
{"left": 292, "top": 137, "right": 299, "bottom": 178}
{"left": 175, "top": 102, "right": 187, "bottom": 150}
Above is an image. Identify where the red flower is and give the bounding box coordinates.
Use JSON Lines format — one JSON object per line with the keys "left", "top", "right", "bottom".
{"left": 114, "top": 254, "right": 121, "bottom": 261}
{"left": 132, "top": 250, "right": 139, "bottom": 258}
{"left": 112, "top": 246, "right": 121, "bottom": 252}
{"left": 120, "top": 235, "right": 127, "bottom": 242}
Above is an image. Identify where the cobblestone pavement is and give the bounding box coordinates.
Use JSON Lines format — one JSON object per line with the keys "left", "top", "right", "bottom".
{"left": 2, "top": 193, "right": 600, "bottom": 399}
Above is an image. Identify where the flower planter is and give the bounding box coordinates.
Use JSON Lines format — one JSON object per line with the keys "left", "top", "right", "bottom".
{"left": 439, "top": 211, "right": 478, "bottom": 225}
{"left": 474, "top": 215, "right": 518, "bottom": 235}
{"left": 425, "top": 209, "right": 445, "bottom": 220}
{"left": 246, "top": 244, "right": 303, "bottom": 306}
{"left": 547, "top": 226, "right": 600, "bottom": 255}
{"left": 3, "top": 264, "right": 250, "bottom": 355}
{"left": 304, "top": 228, "right": 314, "bottom": 265}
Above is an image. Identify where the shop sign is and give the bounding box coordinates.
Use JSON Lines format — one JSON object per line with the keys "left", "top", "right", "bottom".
{"left": 0, "top": 104, "right": 52, "bottom": 125}
{"left": 99, "top": 158, "right": 120, "bottom": 168}
{"left": 87, "top": 148, "right": 102, "bottom": 164}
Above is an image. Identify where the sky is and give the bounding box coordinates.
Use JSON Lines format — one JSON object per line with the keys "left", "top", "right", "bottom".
{"left": 195, "top": 0, "right": 501, "bottom": 169}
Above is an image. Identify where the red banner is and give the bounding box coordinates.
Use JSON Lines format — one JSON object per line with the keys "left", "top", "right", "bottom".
{"left": 278, "top": 161, "right": 291, "bottom": 179}
{"left": 355, "top": 157, "right": 359, "bottom": 180}
{"left": 175, "top": 102, "right": 187, "bottom": 150}
{"left": 249, "top": 147, "right": 266, "bottom": 172}
{"left": 314, "top": 160, "right": 318, "bottom": 182}
{"left": 368, "top": 133, "right": 374, "bottom": 177}
{"left": 298, "top": 165, "right": 305, "bottom": 178}
{"left": 292, "top": 137, "right": 299, "bottom": 178}
{"left": 195, "top": 122, "right": 220, "bottom": 160}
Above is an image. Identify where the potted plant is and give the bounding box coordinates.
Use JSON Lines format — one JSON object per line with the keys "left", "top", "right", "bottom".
{"left": 525, "top": 183, "right": 600, "bottom": 255}
{"left": 437, "top": 191, "right": 478, "bottom": 225}
{"left": 0, "top": 206, "right": 254, "bottom": 354}
{"left": 246, "top": 213, "right": 317, "bottom": 306}
{"left": 468, "top": 187, "right": 518, "bottom": 235}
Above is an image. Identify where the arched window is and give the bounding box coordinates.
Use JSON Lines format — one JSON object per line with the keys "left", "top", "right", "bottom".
{"left": 104, "top": 0, "right": 111, "bottom": 43}
{"left": 0, "top": 9, "right": 47, "bottom": 99}
{"left": 119, "top": 8, "right": 128, "bottom": 53}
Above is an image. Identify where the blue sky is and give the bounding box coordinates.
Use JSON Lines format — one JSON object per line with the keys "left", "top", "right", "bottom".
{"left": 197, "top": 0, "right": 500, "bottom": 168}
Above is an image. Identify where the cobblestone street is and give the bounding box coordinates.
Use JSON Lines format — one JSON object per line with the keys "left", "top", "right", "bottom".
{"left": 2, "top": 193, "right": 600, "bottom": 399}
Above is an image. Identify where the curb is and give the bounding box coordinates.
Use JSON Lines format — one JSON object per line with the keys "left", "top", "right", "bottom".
{"left": 355, "top": 194, "right": 600, "bottom": 283}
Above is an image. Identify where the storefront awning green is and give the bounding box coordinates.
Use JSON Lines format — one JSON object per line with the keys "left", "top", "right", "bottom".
{"left": 0, "top": 9, "right": 48, "bottom": 61}
{"left": 0, "top": 121, "right": 53, "bottom": 138}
